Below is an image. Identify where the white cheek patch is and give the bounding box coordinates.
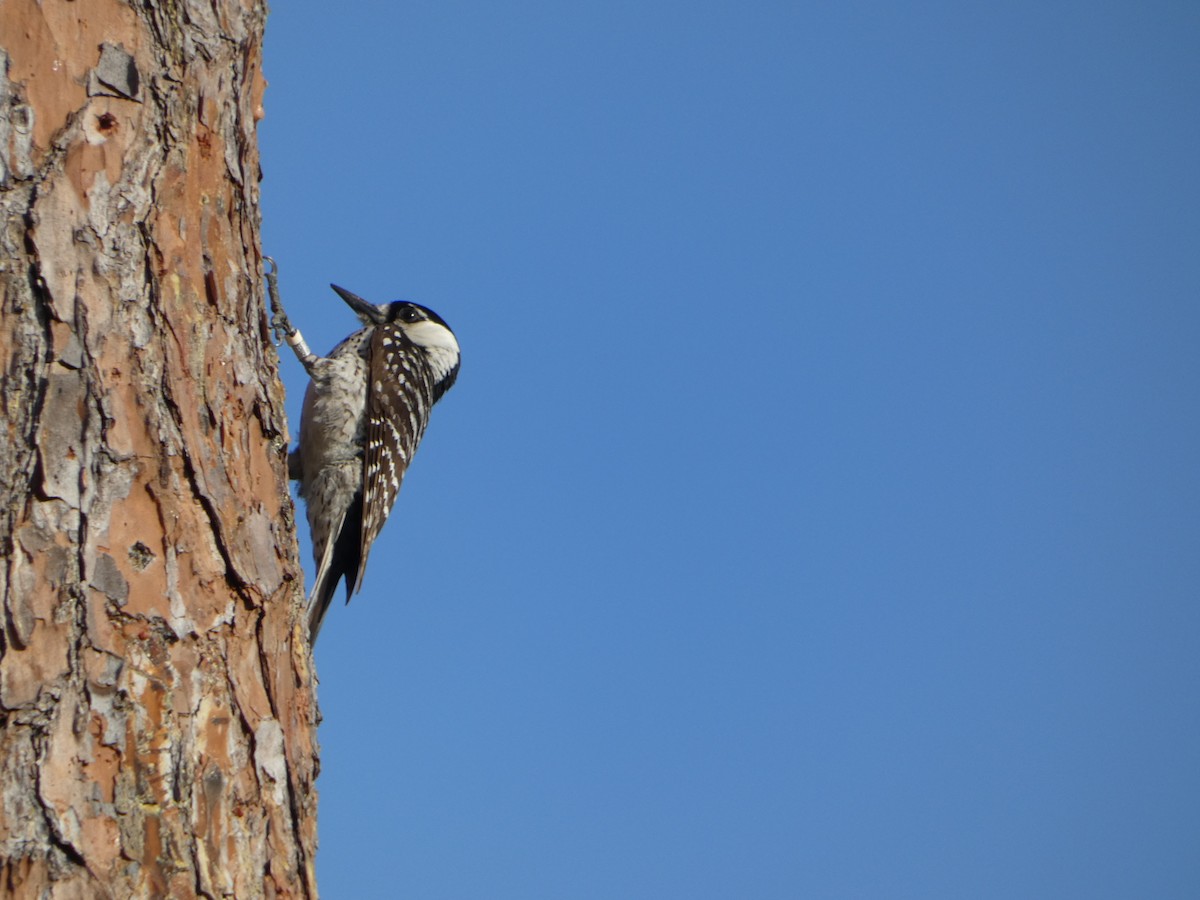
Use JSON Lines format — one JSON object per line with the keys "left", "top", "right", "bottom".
{"left": 404, "top": 319, "right": 460, "bottom": 355}
{"left": 403, "top": 319, "right": 460, "bottom": 381}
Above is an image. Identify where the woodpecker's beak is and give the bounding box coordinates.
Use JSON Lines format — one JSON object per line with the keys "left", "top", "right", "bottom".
{"left": 330, "top": 284, "right": 387, "bottom": 325}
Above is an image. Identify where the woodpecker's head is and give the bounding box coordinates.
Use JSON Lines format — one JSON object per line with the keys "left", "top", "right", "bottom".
{"left": 330, "top": 284, "right": 461, "bottom": 395}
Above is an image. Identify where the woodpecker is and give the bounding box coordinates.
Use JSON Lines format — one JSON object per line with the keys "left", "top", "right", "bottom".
{"left": 275, "top": 280, "right": 460, "bottom": 642}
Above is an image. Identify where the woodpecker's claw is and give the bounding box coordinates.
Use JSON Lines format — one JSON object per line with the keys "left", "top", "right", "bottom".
{"left": 264, "top": 256, "right": 289, "bottom": 346}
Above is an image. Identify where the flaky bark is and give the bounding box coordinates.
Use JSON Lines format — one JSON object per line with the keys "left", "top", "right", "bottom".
{"left": 0, "top": 1, "right": 318, "bottom": 897}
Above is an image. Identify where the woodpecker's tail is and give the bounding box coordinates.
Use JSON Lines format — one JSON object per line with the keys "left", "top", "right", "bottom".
{"left": 306, "top": 494, "right": 364, "bottom": 643}
{"left": 306, "top": 574, "right": 337, "bottom": 644}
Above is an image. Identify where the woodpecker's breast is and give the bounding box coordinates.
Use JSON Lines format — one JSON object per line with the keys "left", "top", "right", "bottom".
{"left": 295, "top": 330, "right": 371, "bottom": 495}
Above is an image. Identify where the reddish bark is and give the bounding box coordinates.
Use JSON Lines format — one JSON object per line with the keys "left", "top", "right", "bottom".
{"left": 0, "top": 1, "right": 318, "bottom": 896}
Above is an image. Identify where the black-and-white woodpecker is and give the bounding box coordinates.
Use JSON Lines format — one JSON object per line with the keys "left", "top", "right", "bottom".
{"left": 271, "top": 277, "right": 460, "bottom": 642}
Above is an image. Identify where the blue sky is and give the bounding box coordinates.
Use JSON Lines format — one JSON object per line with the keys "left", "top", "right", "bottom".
{"left": 259, "top": 3, "right": 1199, "bottom": 897}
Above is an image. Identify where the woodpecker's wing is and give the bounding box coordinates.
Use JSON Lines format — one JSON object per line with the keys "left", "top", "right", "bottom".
{"left": 353, "top": 322, "right": 432, "bottom": 595}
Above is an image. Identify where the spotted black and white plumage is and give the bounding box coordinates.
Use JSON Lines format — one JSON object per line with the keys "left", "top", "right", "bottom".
{"left": 288, "top": 284, "right": 460, "bottom": 642}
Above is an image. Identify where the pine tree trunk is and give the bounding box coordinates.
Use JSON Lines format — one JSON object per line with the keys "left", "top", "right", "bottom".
{"left": 0, "top": 1, "right": 319, "bottom": 897}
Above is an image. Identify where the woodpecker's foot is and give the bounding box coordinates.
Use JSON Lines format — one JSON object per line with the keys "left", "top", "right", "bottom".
{"left": 263, "top": 256, "right": 319, "bottom": 372}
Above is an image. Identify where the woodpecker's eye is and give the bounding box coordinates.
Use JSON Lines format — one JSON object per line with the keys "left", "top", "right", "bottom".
{"left": 402, "top": 307, "right": 423, "bottom": 323}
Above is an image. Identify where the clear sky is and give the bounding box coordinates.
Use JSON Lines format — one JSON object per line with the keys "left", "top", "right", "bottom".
{"left": 259, "top": 3, "right": 1199, "bottom": 898}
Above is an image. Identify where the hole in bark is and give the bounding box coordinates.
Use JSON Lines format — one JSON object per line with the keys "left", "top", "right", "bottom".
{"left": 204, "top": 270, "right": 219, "bottom": 307}
{"left": 97, "top": 112, "right": 118, "bottom": 132}
{"left": 128, "top": 541, "right": 157, "bottom": 571}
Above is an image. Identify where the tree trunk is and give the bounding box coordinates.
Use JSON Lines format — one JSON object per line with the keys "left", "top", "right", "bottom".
{"left": 0, "top": 1, "right": 319, "bottom": 897}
